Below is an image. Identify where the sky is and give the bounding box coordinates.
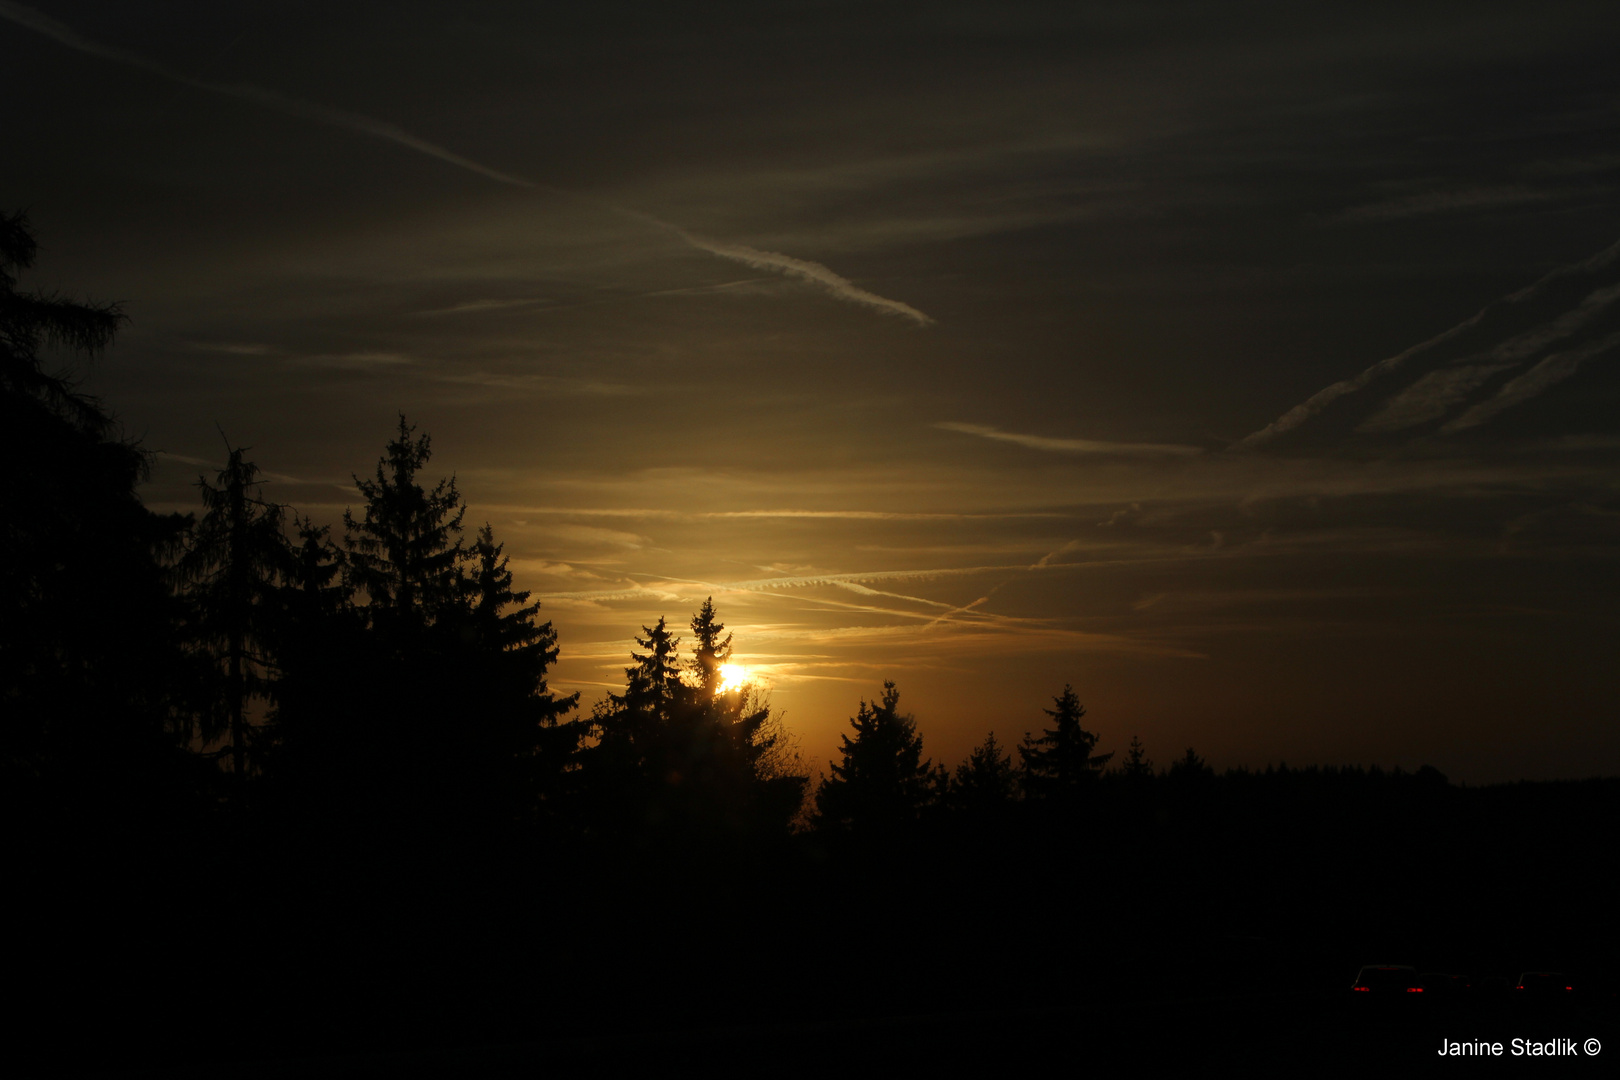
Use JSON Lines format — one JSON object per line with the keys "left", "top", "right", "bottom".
{"left": 7, "top": 1, "right": 1620, "bottom": 782}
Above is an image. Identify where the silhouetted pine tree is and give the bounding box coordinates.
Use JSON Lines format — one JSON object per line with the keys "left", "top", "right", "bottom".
{"left": 948, "top": 732, "right": 1020, "bottom": 818}
{"left": 686, "top": 598, "right": 806, "bottom": 834}
{"left": 261, "top": 517, "right": 361, "bottom": 798}
{"left": 1168, "top": 747, "right": 1213, "bottom": 784}
{"left": 1121, "top": 735, "right": 1153, "bottom": 780}
{"left": 335, "top": 417, "right": 475, "bottom": 823}
{"left": 1164, "top": 747, "right": 1216, "bottom": 831}
{"left": 343, "top": 415, "right": 468, "bottom": 628}
{"left": 1019, "top": 685, "right": 1112, "bottom": 803}
{"left": 813, "top": 681, "right": 944, "bottom": 835}
{"left": 585, "top": 617, "right": 687, "bottom": 835}
{"left": 177, "top": 443, "right": 289, "bottom": 784}
{"left": 718, "top": 685, "right": 810, "bottom": 838}
{"left": 688, "top": 597, "right": 732, "bottom": 694}
{"left": 283, "top": 516, "right": 349, "bottom": 623}
{"left": 586, "top": 607, "right": 807, "bottom": 841}
{"left": 620, "top": 617, "right": 684, "bottom": 718}
{"left": 276, "top": 419, "right": 578, "bottom": 834}
{"left": 1, "top": 210, "right": 197, "bottom": 824}
{"left": 462, "top": 523, "right": 582, "bottom": 824}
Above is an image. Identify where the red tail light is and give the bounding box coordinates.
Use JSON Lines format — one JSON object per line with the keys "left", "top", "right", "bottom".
{"left": 1406, "top": 987, "right": 1423, "bottom": 993}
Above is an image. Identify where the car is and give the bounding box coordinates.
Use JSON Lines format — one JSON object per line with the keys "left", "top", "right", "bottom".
{"left": 1351, "top": 965, "right": 1423, "bottom": 995}
{"left": 1515, "top": 972, "right": 1573, "bottom": 997}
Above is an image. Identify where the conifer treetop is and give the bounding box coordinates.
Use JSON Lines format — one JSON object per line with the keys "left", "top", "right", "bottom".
{"left": 343, "top": 414, "right": 468, "bottom": 624}
{"left": 689, "top": 596, "right": 733, "bottom": 693}
{"left": 1019, "top": 684, "right": 1112, "bottom": 799}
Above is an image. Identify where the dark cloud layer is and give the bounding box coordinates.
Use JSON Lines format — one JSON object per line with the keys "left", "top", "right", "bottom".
{"left": 6, "top": 0, "right": 1620, "bottom": 780}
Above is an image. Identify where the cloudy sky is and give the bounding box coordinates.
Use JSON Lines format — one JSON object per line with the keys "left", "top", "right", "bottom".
{"left": 8, "top": 0, "right": 1620, "bottom": 781}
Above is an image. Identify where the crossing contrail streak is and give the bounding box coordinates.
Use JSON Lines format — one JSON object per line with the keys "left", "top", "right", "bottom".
{"left": 0, "top": 1, "right": 933, "bottom": 326}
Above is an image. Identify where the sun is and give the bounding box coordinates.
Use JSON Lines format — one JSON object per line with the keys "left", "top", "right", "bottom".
{"left": 716, "top": 663, "right": 750, "bottom": 694}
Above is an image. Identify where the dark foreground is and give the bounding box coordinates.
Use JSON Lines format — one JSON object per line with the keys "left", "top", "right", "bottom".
{"left": 13, "top": 803, "right": 1620, "bottom": 1078}
{"left": 23, "top": 990, "right": 1620, "bottom": 1076}
{"left": 13, "top": 772, "right": 1619, "bottom": 1077}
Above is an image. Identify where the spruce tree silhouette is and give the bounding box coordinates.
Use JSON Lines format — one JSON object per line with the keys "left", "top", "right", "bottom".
{"left": 723, "top": 685, "right": 811, "bottom": 839}
{"left": 1019, "top": 685, "right": 1112, "bottom": 803}
{"left": 1, "top": 210, "right": 195, "bottom": 824}
{"left": 688, "top": 597, "right": 733, "bottom": 694}
{"left": 1164, "top": 747, "right": 1215, "bottom": 824}
{"left": 301, "top": 416, "right": 570, "bottom": 834}
{"left": 1, "top": 210, "right": 123, "bottom": 427}
{"left": 328, "top": 416, "right": 472, "bottom": 825}
{"left": 586, "top": 607, "right": 807, "bottom": 841}
{"left": 344, "top": 415, "right": 468, "bottom": 627}
{"left": 1168, "top": 747, "right": 1213, "bottom": 786}
{"left": 620, "top": 616, "right": 684, "bottom": 717}
{"left": 587, "top": 616, "right": 688, "bottom": 835}
{"left": 178, "top": 442, "right": 289, "bottom": 785}
{"left": 282, "top": 516, "right": 350, "bottom": 624}
{"left": 684, "top": 597, "right": 807, "bottom": 834}
{"left": 463, "top": 523, "right": 581, "bottom": 825}
{"left": 813, "top": 681, "right": 945, "bottom": 836}
{"left": 261, "top": 517, "right": 359, "bottom": 804}
{"left": 1121, "top": 735, "right": 1153, "bottom": 780}
{"left": 948, "top": 732, "right": 1020, "bottom": 818}
{"left": 691, "top": 614, "right": 808, "bottom": 840}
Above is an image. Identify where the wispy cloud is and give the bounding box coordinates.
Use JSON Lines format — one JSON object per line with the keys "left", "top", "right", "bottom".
{"left": 540, "top": 524, "right": 653, "bottom": 549}
{"left": 664, "top": 228, "right": 934, "bottom": 326}
{"left": 1360, "top": 280, "right": 1620, "bottom": 432}
{"left": 1442, "top": 329, "right": 1620, "bottom": 432}
{"left": 1491, "top": 281, "right": 1620, "bottom": 361}
{"left": 1331, "top": 185, "right": 1556, "bottom": 223}
{"left": 414, "top": 298, "right": 548, "bottom": 316}
{"left": 153, "top": 450, "right": 303, "bottom": 485}
{"left": 826, "top": 580, "right": 957, "bottom": 610}
{"left": 187, "top": 341, "right": 276, "bottom": 356}
{"left": 1243, "top": 238, "right": 1620, "bottom": 446}
{"left": 1241, "top": 311, "right": 1495, "bottom": 447}
{"left": 286, "top": 351, "right": 417, "bottom": 370}
{"left": 938, "top": 421, "right": 1202, "bottom": 456}
{"left": 480, "top": 504, "right": 1070, "bottom": 522}
{"left": 0, "top": 1, "right": 932, "bottom": 326}
{"left": 428, "top": 371, "right": 640, "bottom": 396}
{"left": 643, "top": 278, "right": 769, "bottom": 298}
{"left": 0, "top": 1, "right": 540, "bottom": 188}
{"left": 721, "top": 565, "right": 1029, "bottom": 592}
{"left": 771, "top": 621, "right": 1205, "bottom": 660}
{"left": 919, "top": 538, "right": 1087, "bottom": 631}
{"left": 538, "top": 563, "right": 1030, "bottom": 605}
{"left": 1357, "top": 362, "right": 1517, "bottom": 432}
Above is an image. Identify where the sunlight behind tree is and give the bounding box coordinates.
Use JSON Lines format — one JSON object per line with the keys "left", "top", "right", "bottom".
{"left": 716, "top": 663, "right": 749, "bottom": 694}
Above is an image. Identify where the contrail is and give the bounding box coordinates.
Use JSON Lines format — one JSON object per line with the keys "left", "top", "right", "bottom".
{"left": 1239, "top": 310, "right": 1492, "bottom": 448}
{"left": 938, "top": 421, "right": 1201, "bottom": 455}
{"left": 1441, "top": 329, "right": 1620, "bottom": 433}
{"left": 1241, "top": 236, "right": 1620, "bottom": 447}
{"left": 668, "top": 229, "right": 933, "bottom": 326}
{"left": 0, "top": 1, "right": 933, "bottom": 325}
{"left": 0, "top": 1, "right": 540, "bottom": 188}
{"left": 920, "top": 539, "right": 1081, "bottom": 631}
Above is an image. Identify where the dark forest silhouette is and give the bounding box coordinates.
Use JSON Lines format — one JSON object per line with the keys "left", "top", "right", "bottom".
{"left": 6, "top": 211, "right": 1617, "bottom": 1072}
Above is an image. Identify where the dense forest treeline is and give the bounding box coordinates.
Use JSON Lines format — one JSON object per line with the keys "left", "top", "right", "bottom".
{"left": 8, "top": 211, "right": 1618, "bottom": 1070}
